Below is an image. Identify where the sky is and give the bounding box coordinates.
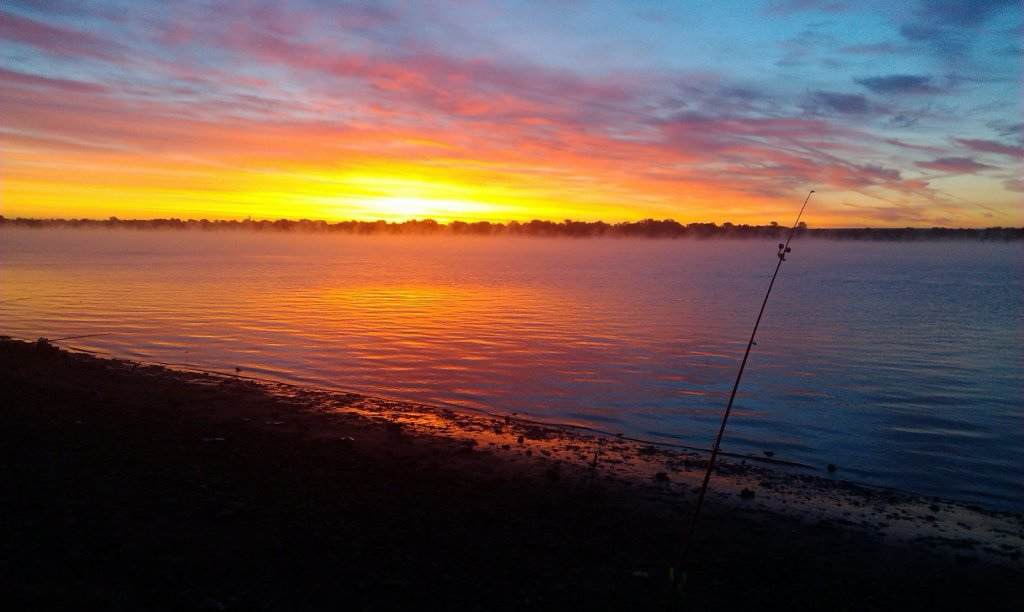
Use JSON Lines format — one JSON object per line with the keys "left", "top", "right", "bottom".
{"left": 1, "top": 0, "right": 1021, "bottom": 227}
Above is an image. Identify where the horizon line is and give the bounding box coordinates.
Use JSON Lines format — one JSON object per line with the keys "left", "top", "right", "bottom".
{"left": 2, "top": 216, "right": 1021, "bottom": 233}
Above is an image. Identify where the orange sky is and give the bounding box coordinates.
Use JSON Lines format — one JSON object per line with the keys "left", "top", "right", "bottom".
{"left": 2, "top": 2, "right": 1021, "bottom": 227}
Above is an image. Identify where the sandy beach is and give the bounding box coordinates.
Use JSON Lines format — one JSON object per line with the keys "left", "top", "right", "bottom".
{"left": 1, "top": 337, "right": 1021, "bottom": 611}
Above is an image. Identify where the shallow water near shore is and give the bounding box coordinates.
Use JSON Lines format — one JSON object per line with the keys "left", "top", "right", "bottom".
{"left": 2, "top": 227, "right": 1021, "bottom": 510}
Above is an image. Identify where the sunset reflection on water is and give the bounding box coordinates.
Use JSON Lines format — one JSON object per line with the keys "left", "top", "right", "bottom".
{"left": 2, "top": 228, "right": 1021, "bottom": 509}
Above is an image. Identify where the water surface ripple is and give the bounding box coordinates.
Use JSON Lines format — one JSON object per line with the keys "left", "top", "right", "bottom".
{"left": 2, "top": 228, "right": 1020, "bottom": 510}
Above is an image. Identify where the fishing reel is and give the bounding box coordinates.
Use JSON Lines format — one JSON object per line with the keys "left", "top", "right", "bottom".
{"left": 777, "top": 243, "right": 792, "bottom": 260}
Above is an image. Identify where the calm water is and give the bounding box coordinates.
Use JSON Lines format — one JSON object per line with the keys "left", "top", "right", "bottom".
{"left": 2, "top": 228, "right": 1021, "bottom": 510}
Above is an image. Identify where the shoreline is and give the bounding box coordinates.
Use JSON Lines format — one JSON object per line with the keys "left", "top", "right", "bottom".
{"left": 13, "top": 333, "right": 1020, "bottom": 513}
{"left": 4, "top": 217, "right": 1023, "bottom": 240}
{"left": 2, "top": 338, "right": 1021, "bottom": 610}
{"left": 27, "top": 337, "right": 1023, "bottom": 515}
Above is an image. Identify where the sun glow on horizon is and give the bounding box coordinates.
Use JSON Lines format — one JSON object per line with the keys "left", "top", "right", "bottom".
{"left": 303, "top": 172, "right": 516, "bottom": 223}
{"left": 336, "top": 195, "right": 509, "bottom": 223}
{"left": 1, "top": 1, "right": 1020, "bottom": 228}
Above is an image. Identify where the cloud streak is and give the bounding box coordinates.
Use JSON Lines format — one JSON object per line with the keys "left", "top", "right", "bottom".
{"left": 916, "top": 157, "right": 995, "bottom": 174}
{"left": 0, "top": 10, "right": 122, "bottom": 59}
{"left": 855, "top": 75, "right": 939, "bottom": 95}
{"left": 0, "top": 0, "right": 1020, "bottom": 227}
{"left": 953, "top": 138, "right": 1024, "bottom": 158}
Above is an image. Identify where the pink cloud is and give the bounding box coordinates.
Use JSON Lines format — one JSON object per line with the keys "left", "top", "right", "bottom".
{"left": 0, "top": 67, "right": 108, "bottom": 94}
{"left": 916, "top": 157, "right": 996, "bottom": 174}
{"left": 190, "top": 14, "right": 642, "bottom": 133}
{"left": 883, "top": 138, "right": 944, "bottom": 153}
{"left": 2, "top": 3, "right": 989, "bottom": 223}
{"left": 953, "top": 138, "right": 1024, "bottom": 158}
{"left": 0, "top": 11, "right": 120, "bottom": 59}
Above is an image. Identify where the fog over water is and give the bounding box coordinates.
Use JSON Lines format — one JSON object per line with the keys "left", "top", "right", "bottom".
{"left": 2, "top": 227, "right": 1021, "bottom": 510}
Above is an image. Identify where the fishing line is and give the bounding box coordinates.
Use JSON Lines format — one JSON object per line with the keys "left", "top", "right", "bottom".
{"left": 49, "top": 332, "right": 117, "bottom": 342}
{"left": 666, "top": 189, "right": 814, "bottom": 610}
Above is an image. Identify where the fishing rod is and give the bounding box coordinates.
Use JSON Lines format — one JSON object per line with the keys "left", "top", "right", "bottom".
{"left": 666, "top": 189, "right": 814, "bottom": 610}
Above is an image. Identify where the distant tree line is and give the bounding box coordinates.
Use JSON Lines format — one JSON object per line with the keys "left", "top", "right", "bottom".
{"left": 1, "top": 216, "right": 1021, "bottom": 240}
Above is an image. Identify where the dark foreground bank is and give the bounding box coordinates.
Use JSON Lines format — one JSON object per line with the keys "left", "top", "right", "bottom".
{"left": 1, "top": 338, "right": 1021, "bottom": 611}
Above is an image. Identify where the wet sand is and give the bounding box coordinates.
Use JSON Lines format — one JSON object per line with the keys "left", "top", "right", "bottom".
{"left": 1, "top": 338, "right": 1021, "bottom": 611}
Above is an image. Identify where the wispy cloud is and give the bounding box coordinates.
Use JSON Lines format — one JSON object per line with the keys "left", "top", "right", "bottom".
{"left": 855, "top": 75, "right": 939, "bottom": 95}
{"left": 0, "top": 67, "right": 108, "bottom": 94}
{"left": 953, "top": 138, "right": 1024, "bottom": 158}
{"left": 883, "top": 138, "right": 944, "bottom": 153}
{"left": 807, "top": 91, "right": 871, "bottom": 114}
{"left": 1, "top": 1, "right": 1020, "bottom": 226}
{"left": 763, "top": 0, "right": 854, "bottom": 15}
{"left": 913, "top": 0, "right": 1019, "bottom": 28}
{"left": 839, "top": 42, "right": 909, "bottom": 56}
{"left": 896, "top": 0, "right": 1019, "bottom": 73}
{"left": 917, "top": 157, "right": 996, "bottom": 174}
{"left": 0, "top": 10, "right": 122, "bottom": 59}
{"left": 992, "top": 122, "right": 1023, "bottom": 141}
